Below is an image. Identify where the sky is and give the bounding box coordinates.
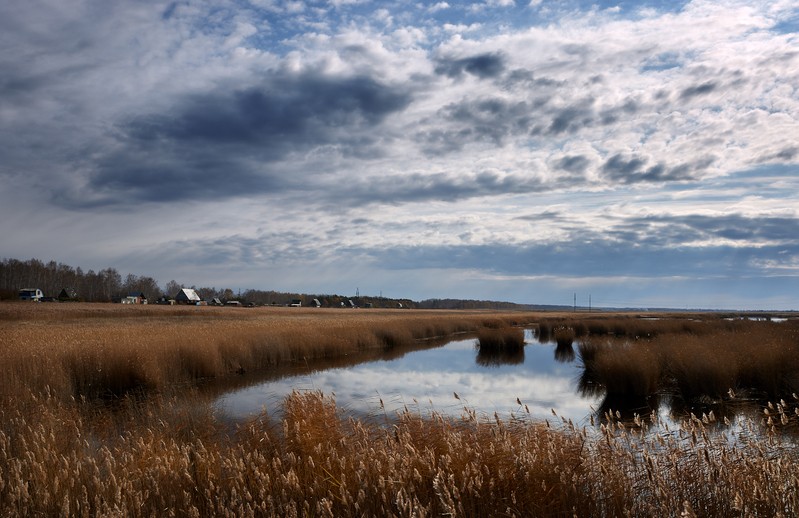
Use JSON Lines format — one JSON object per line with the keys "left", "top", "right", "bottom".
{"left": 1, "top": 0, "right": 798, "bottom": 310}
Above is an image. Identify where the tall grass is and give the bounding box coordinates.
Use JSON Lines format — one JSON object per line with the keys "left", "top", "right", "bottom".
{"left": 474, "top": 326, "right": 526, "bottom": 366}
{"left": 476, "top": 326, "right": 525, "bottom": 353}
{"left": 577, "top": 318, "right": 799, "bottom": 410}
{"left": 4, "top": 305, "right": 799, "bottom": 515}
{"left": 2, "top": 390, "right": 799, "bottom": 516}
{"left": 0, "top": 303, "right": 534, "bottom": 402}
{"left": 554, "top": 326, "right": 575, "bottom": 347}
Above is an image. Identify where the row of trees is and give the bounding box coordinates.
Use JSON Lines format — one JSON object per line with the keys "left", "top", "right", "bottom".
{"left": 0, "top": 258, "right": 165, "bottom": 302}
{"left": 239, "top": 290, "right": 417, "bottom": 309}
{"left": 1, "top": 257, "right": 528, "bottom": 310}
{"left": 417, "top": 298, "right": 529, "bottom": 310}
{"left": 0, "top": 258, "right": 414, "bottom": 307}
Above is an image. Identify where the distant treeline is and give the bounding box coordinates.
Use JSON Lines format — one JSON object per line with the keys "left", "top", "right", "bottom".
{"left": 0, "top": 258, "right": 161, "bottom": 302}
{"left": 0, "top": 257, "right": 529, "bottom": 310}
{"left": 417, "top": 298, "right": 532, "bottom": 310}
{"left": 238, "top": 290, "right": 418, "bottom": 309}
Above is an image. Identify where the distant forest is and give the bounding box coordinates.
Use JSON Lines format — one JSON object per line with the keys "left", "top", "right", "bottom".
{"left": 0, "top": 257, "right": 532, "bottom": 310}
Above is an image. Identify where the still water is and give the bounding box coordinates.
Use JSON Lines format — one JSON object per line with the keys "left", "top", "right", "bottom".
{"left": 216, "top": 330, "right": 603, "bottom": 424}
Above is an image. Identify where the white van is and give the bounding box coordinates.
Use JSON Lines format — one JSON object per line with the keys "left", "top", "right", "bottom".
{"left": 19, "top": 288, "right": 43, "bottom": 301}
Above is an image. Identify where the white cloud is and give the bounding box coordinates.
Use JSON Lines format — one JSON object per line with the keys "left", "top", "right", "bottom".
{"left": 442, "top": 22, "right": 483, "bottom": 33}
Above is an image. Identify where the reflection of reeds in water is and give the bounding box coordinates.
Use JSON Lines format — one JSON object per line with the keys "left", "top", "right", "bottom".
{"left": 476, "top": 347, "right": 525, "bottom": 366}
{"left": 0, "top": 303, "right": 534, "bottom": 403}
{"left": 576, "top": 320, "right": 799, "bottom": 422}
{"left": 578, "top": 339, "right": 665, "bottom": 423}
{"left": 554, "top": 327, "right": 575, "bottom": 347}
{"left": 591, "top": 392, "right": 661, "bottom": 425}
{"left": 476, "top": 327, "right": 525, "bottom": 354}
{"left": 475, "top": 327, "right": 526, "bottom": 366}
{"left": 536, "top": 322, "right": 552, "bottom": 343}
{"left": 554, "top": 342, "right": 575, "bottom": 363}
{"left": 553, "top": 327, "right": 576, "bottom": 363}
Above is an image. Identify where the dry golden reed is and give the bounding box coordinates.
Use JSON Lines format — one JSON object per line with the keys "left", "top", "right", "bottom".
{"left": 2, "top": 390, "right": 799, "bottom": 517}
{"left": 476, "top": 326, "right": 525, "bottom": 353}
{"left": 578, "top": 317, "right": 799, "bottom": 402}
{"left": 0, "top": 303, "right": 534, "bottom": 401}
{"left": 3, "top": 304, "right": 799, "bottom": 516}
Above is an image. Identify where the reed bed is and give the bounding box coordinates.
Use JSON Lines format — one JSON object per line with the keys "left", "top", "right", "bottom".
{"left": 2, "top": 390, "right": 799, "bottom": 517}
{"left": 554, "top": 326, "right": 575, "bottom": 347}
{"left": 4, "top": 304, "right": 799, "bottom": 516}
{"left": 578, "top": 318, "right": 799, "bottom": 405}
{"left": 0, "top": 303, "right": 534, "bottom": 402}
{"left": 476, "top": 326, "right": 525, "bottom": 354}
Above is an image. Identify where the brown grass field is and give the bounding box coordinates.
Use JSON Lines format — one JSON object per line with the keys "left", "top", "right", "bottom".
{"left": 2, "top": 303, "right": 799, "bottom": 516}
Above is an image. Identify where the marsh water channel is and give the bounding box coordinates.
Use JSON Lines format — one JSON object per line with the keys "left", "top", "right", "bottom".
{"left": 214, "top": 329, "right": 775, "bottom": 432}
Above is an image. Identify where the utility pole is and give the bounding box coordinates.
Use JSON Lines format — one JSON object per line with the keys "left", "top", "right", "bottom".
{"left": 573, "top": 292, "right": 576, "bottom": 312}
{"left": 589, "top": 294, "right": 592, "bottom": 313}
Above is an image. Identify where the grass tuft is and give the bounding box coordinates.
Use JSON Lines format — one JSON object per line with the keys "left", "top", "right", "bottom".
{"left": 476, "top": 326, "right": 525, "bottom": 354}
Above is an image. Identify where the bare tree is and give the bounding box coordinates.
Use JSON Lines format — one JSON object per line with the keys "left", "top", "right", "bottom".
{"left": 164, "top": 280, "right": 182, "bottom": 299}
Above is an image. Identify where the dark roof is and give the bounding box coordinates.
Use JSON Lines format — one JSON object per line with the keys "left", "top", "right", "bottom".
{"left": 59, "top": 288, "right": 78, "bottom": 299}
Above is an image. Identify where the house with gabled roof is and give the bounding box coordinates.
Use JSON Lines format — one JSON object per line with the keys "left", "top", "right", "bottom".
{"left": 58, "top": 288, "right": 78, "bottom": 301}
{"left": 174, "top": 288, "right": 201, "bottom": 304}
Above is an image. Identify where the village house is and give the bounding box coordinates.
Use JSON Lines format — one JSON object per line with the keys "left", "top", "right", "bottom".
{"left": 18, "top": 288, "right": 43, "bottom": 301}
{"left": 174, "top": 288, "right": 202, "bottom": 304}
{"left": 122, "top": 291, "right": 147, "bottom": 304}
{"left": 58, "top": 288, "right": 78, "bottom": 301}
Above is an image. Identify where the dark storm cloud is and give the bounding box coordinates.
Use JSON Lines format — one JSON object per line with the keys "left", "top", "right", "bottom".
{"left": 600, "top": 153, "right": 710, "bottom": 183}
{"left": 547, "top": 102, "right": 596, "bottom": 135}
{"left": 414, "top": 128, "right": 473, "bottom": 155}
{"left": 362, "top": 240, "right": 797, "bottom": 278}
{"left": 598, "top": 99, "right": 639, "bottom": 125}
{"left": 601, "top": 154, "right": 647, "bottom": 177}
{"left": 440, "top": 97, "right": 532, "bottom": 144}
{"left": 0, "top": 71, "right": 44, "bottom": 98}
{"left": 418, "top": 97, "right": 593, "bottom": 154}
{"left": 421, "top": 94, "right": 644, "bottom": 156}
{"left": 79, "top": 72, "right": 412, "bottom": 205}
{"left": 617, "top": 214, "right": 799, "bottom": 245}
{"left": 339, "top": 170, "right": 547, "bottom": 206}
{"left": 680, "top": 81, "right": 717, "bottom": 100}
{"left": 514, "top": 210, "right": 568, "bottom": 222}
{"left": 126, "top": 73, "right": 409, "bottom": 146}
{"left": 85, "top": 149, "right": 285, "bottom": 205}
{"left": 552, "top": 155, "right": 591, "bottom": 175}
{"left": 756, "top": 146, "right": 798, "bottom": 163}
{"left": 434, "top": 53, "right": 506, "bottom": 79}
{"left": 502, "top": 69, "right": 565, "bottom": 89}
{"left": 415, "top": 97, "right": 533, "bottom": 153}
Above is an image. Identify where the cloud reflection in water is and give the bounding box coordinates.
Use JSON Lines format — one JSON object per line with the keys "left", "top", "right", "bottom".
{"left": 217, "top": 337, "right": 600, "bottom": 424}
